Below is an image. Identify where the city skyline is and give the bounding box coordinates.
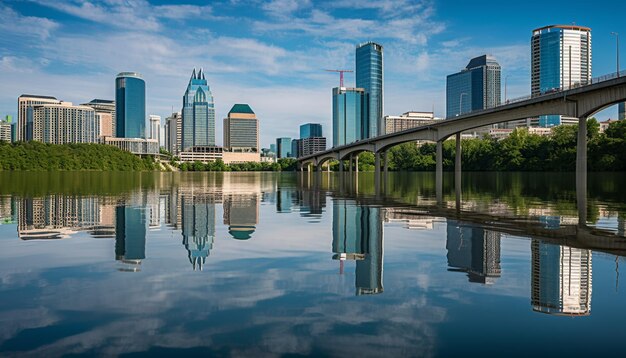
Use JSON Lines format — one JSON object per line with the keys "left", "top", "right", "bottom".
{"left": 1, "top": 1, "right": 625, "bottom": 147}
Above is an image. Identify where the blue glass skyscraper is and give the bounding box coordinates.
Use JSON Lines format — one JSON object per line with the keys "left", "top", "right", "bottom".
{"left": 619, "top": 102, "right": 625, "bottom": 120}
{"left": 276, "top": 137, "right": 292, "bottom": 158}
{"left": 115, "top": 72, "right": 145, "bottom": 138}
{"left": 356, "top": 42, "right": 383, "bottom": 138}
{"left": 446, "top": 55, "right": 501, "bottom": 118}
{"left": 531, "top": 25, "right": 592, "bottom": 127}
{"left": 182, "top": 68, "right": 215, "bottom": 150}
{"left": 300, "top": 123, "right": 322, "bottom": 139}
{"left": 332, "top": 87, "right": 368, "bottom": 147}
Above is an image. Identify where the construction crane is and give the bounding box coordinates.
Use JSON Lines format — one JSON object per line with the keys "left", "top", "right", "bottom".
{"left": 325, "top": 69, "right": 354, "bottom": 88}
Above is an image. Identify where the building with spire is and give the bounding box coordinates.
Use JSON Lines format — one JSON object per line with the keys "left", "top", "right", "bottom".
{"left": 182, "top": 68, "right": 215, "bottom": 151}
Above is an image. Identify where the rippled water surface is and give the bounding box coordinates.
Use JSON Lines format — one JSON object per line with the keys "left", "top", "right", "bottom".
{"left": 0, "top": 171, "right": 625, "bottom": 357}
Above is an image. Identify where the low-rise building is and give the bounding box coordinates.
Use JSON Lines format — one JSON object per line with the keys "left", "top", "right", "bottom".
{"left": 222, "top": 151, "right": 261, "bottom": 164}
{"left": 104, "top": 137, "right": 159, "bottom": 155}
{"left": 0, "top": 120, "right": 11, "bottom": 142}
{"left": 384, "top": 111, "right": 440, "bottom": 134}
{"left": 600, "top": 119, "right": 619, "bottom": 133}
{"left": 179, "top": 145, "right": 223, "bottom": 163}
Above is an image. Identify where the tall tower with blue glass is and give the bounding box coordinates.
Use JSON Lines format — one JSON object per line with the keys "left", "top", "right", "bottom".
{"left": 531, "top": 25, "right": 592, "bottom": 127}
{"left": 619, "top": 102, "right": 625, "bottom": 120}
{"left": 356, "top": 42, "right": 383, "bottom": 138}
{"left": 300, "top": 123, "right": 322, "bottom": 139}
{"left": 182, "top": 68, "right": 215, "bottom": 150}
{"left": 446, "top": 55, "right": 501, "bottom": 118}
{"left": 115, "top": 72, "right": 145, "bottom": 138}
{"left": 332, "top": 87, "right": 368, "bottom": 147}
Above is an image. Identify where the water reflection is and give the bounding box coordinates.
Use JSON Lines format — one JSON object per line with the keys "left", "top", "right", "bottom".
{"left": 3, "top": 172, "right": 626, "bottom": 355}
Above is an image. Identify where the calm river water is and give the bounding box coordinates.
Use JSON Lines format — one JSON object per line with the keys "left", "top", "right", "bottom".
{"left": 0, "top": 171, "right": 625, "bottom": 357}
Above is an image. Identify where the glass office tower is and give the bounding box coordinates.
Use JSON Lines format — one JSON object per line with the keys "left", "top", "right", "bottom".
{"left": 276, "top": 137, "right": 292, "bottom": 158}
{"left": 446, "top": 55, "right": 501, "bottom": 118}
{"left": 619, "top": 102, "right": 625, "bottom": 120}
{"left": 332, "top": 87, "right": 368, "bottom": 147}
{"left": 300, "top": 123, "right": 322, "bottom": 139}
{"left": 182, "top": 68, "right": 215, "bottom": 150}
{"left": 356, "top": 42, "right": 383, "bottom": 138}
{"left": 115, "top": 72, "right": 145, "bottom": 138}
{"left": 531, "top": 25, "right": 592, "bottom": 127}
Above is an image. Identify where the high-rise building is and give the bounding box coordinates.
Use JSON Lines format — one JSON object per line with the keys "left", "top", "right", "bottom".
{"left": 0, "top": 120, "right": 11, "bottom": 142}
{"left": 164, "top": 112, "right": 182, "bottom": 155}
{"left": 446, "top": 55, "right": 501, "bottom": 118}
{"left": 149, "top": 115, "right": 161, "bottom": 145}
{"left": 223, "top": 104, "right": 259, "bottom": 152}
{"left": 182, "top": 68, "right": 215, "bottom": 150}
{"left": 18, "top": 95, "right": 61, "bottom": 141}
{"left": 115, "top": 72, "right": 146, "bottom": 138}
{"left": 446, "top": 220, "right": 502, "bottom": 284}
{"left": 332, "top": 200, "right": 383, "bottom": 295}
{"left": 531, "top": 25, "right": 592, "bottom": 127}
{"left": 619, "top": 102, "right": 625, "bottom": 120}
{"left": 82, "top": 99, "right": 115, "bottom": 139}
{"left": 356, "top": 41, "right": 383, "bottom": 138}
{"left": 531, "top": 240, "right": 592, "bottom": 316}
{"left": 27, "top": 102, "right": 99, "bottom": 144}
{"left": 300, "top": 123, "right": 322, "bottom": 139}
{"left": 332, "top": 87, "right": 368, "bottom": 147}
{"left": 276, "top": 137, "right": 292, "bottom": 158}
{"left": 384, "top": 111, "right": 438, "bottom": 134}
{"left": 291, "top": 139, "right": 300, "bottom": 158}
{"left": 299, "top": 137, "right": 326, "bottom": 157}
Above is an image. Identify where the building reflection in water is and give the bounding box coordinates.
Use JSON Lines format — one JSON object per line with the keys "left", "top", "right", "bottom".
{"left": 332, "top": 199, "right": 384, "bottom": 295}
{"left": 181, "top": 195, "right": 215, "bottom": 271}
{"left": 223, "top": 175, "right": 260, "bottom": 241}
{"left": 115, "top": 205, "right": 147, "bottom": 272}
{"left": 531, "top": 240, "right": 592, "bottom": 316}
{"left": 446, "top": 220, "right": 502, "bottom": 284}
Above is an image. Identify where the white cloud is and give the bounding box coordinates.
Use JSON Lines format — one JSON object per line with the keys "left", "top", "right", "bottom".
{"left": 0, "top": 4, "right": 58, "bottom": 40}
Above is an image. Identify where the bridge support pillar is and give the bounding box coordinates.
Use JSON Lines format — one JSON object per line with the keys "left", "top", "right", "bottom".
{"left": 455, "top": 133, "right": 462, "bottom": 209}
{"left": 339, "top": 159, "right": 344, "bottom": 172}
{"left": 349, "top": 154, "right": 353, "bottom": 174}
{"left": 355, "top": 154, "right": 359, "bottom": 173}
{"left": 577, "top": 117, "right": 588, "bottom": 226}
{"left": 375, "top": 152, "right": 381, "bottom": 195}
{"left": 436, "top": 140, "right": 443, "bottom": 204}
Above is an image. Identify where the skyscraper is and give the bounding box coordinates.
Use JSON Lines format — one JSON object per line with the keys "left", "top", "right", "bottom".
{"left": 164, "top": 112, "right": 182, "bottom": 155}
{"left": 223, "top": 104, "right": 259, "bottom": 152}
{"left": 531, "top": 25, "right": 592, "bottom": 127}
{"left": 182, "top": 68, "right": 215, "bottom": 150}
{"left": 149, "top": 115, "right": 161, "bottom": 144}
{"left": 332, "top": 87, "right": 368, "bottom": 147}
{"left": 300, "top": 123, "right": 322, "bottom": 139}
{"left": 619, "top": 102, "right": 625, "bottom": 120}
{"left": 446, "top": 55, "right": 501, "bottom": 118}
{"left": 115, "top": 72, "right": 146, "bottom": 138}
{"left": 356, "top": 42, "right": 383, "bottom": 138}
{"left": 276, "top": 137, "right": 292, "bottom": 158}
{"left": 82, "top": 99, "right": 115, "bottom": 139}
{"left": 27, "top": 102, "right": 99, "bottom": 144}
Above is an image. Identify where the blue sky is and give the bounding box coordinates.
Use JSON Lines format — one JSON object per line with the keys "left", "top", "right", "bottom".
{"left": 0, "top": 0, "right": 624, "bottom": 147}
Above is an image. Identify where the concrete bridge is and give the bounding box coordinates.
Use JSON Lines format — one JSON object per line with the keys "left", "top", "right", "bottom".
{"left": 298, "top": 71, "right": 626, "bottom": 214}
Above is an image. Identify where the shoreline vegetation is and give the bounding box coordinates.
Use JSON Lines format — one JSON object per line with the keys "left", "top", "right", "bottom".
{"left": 2, "top": 119, "right": 625, "bottom": 172}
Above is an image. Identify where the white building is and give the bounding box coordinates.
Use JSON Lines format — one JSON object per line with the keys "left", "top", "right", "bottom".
{"left": 149, "top": 114, "right": 161, "bottom": 145}
{"left": 28, "top": 102, "right": 99, "bottom": 144}
{"left": 384, "top": 111, "right": 440, "bottom": 135}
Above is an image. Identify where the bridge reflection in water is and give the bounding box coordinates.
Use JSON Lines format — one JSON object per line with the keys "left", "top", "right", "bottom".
{"left": 7, "top": 171, "right": 626, "bottom": 317}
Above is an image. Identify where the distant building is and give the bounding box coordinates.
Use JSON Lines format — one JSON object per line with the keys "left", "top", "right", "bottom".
{"left": 149, "top": 115, "right": 161, "bottom": 145}
{"left": 104, "top": 137, "right": 159, "bottom": 155}
{"left": 0, "top": 120, "right": 11, "bottom": 142}
{"left": 356, "top": 41, "right": 383, "bottom": 137}
{"left": 383, "top": 111, "right": 439, "bottom": 134}
{"left": 299, "top": 137, "right": 326, "bottom": 157}
{"left": 531, "top": 25, "right": 592, "bottom": 127}
{"left": 222, "top": 151, "right": 261, "bottom": 164}
{"left": 164, "top": 112, "right": 182, "bottom": 155}
{"left": 300, "top": 123, "right": 322, "bottom": 139}
{"left": 81, "top": 99, "right": 115, "bottom": 139}
{"left": 446, "top": 55, "right": 501, "bottom": 118}
{"left": 115, "top": 72, "right": 145, "bottom": 138}
{"left": 182, "top": 68, "right": 215, "bottom": 150}
{"left": 179, "top": 145, "right": 223, "bottom": 163}
{"left": 223, "top": 104, "right": 259, "bottom": 153}
{"left": 531, "top": 240, "right": 592, "bottom": 316}
{"left": 18, "top": 94, "right": 61, "bottom": 141}
{"left": 599, "top": 119, "right": 619, "bottom": 133}
{"left": 27, "top": 102, "right": 99, "bottom": 144}
{"left": 291, "top": 139, "right": 300, "bottom": 158}
{"left": 276, "top": 137, "right": 292, "bottom": 158}
{"left": 619, "top": 102, "right": 625, "bottom": 120}
{"left": 269, "top": 143, "right": 277, "bottom": 154}
{"left": 332, "top": 87, "right": 368, "bottom": 147}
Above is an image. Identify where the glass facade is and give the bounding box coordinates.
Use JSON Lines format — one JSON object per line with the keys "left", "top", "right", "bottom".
{"left": 332, "top": 87, "right": 368, "bottom": 147}
{"left": 356, "top": 42, "right": 383, "bottom": 138}
{"left": 115, "top": 73, "right": 145, "bottom": 138}
{"left": 531, "top": 25, "right": 592, "bottom": 127}
{"left": 619, "top": 102, "right": 625, "bottom": 120}
{"left": 182, "top": 69, "right": 215, "bottom": 150}
{"left": 446, "top": 55, "right": 501, "bottom": 118}
{"left": 115, "top": 206, "right": 147, "bottom": 262}
{"left": 276, "top": 137, "right": 292, "bottom": 158}
{"left": 300, "top": 123, "right": 322, "bottom": 139}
